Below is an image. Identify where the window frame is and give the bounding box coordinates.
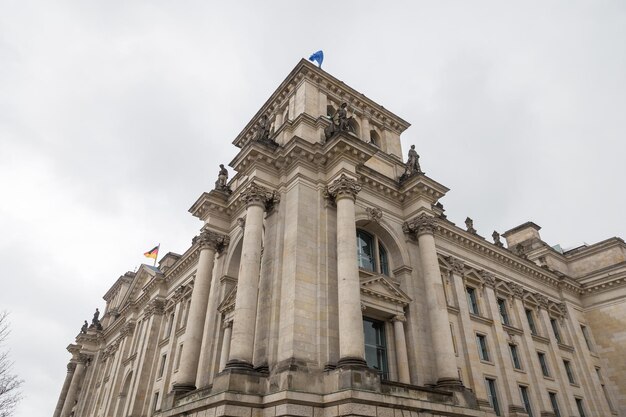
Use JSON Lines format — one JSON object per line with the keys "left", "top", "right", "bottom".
{"left": 525, "top": 308, "right": 538, "bottom": 335}
{"left": 575, "top": 398, "right": 586, "bottom": 417}
{"left": 537, "top": 351, "right": 550, "bottom": 377}
{"left": 497, "top": 297, "right": 510, "bottom": 325}
{"left": 563, "top": 359, "right": 576, "bottom": 384}
{"left": 550, "top": 317, "right": 562, "bottom": 343}
{"left": 158, "top": 353, "right": 167, "bottom": 379}
{"left": 356, "top": 229, "right": 390, "bottom": 276}
{"left": 466, "top": 286, "right": 480, "bottom": 315}
{"left": 509, "top": 343, "right": 522, "bottom": 370}
{"left": 363, "top": 317, "right": 389, "bottom": 380}
{"left": 519, "top": 385, "right": 534, "bottom": 417}
{"left": 548, "top": 392, "right": 561, "bottom": 417}
{"left": 485, "top": 377, "right": 501, "bottom": 416}
{"left": 476, "top": 333, "right": 490, "bottom": 362}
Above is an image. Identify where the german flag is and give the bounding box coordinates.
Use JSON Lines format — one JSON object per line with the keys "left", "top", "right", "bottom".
{"left": 144, "top": 245, "right": 159, "bottom": 260}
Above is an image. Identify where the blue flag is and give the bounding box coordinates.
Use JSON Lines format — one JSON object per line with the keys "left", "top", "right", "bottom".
{"left": 309, "top": 50, "right": 324, "bottom": 68}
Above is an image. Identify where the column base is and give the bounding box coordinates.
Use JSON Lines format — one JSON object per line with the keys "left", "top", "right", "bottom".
{"left": 337, "top": 356, "right": 368, "bottom": 369}
{"left": 224, "top": 359, "right": 254, "bottom": 371}
{"left": 435, "top": 377, "right": 463, "bottom": 389}
{"left": 171, "top": 383, "right": 196, "bottom": 393}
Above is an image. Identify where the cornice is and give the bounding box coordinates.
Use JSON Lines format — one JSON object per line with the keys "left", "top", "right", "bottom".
{"left": 102, "top": 273, "right": 135, "bottom": 302}
{"left": 189, "top": 189, "right": 231, "bottom": 221}
{"left": 562, "top": 237, "right": 625, "bottom": 261}
{"left": 580, "top": 273, "right": 626, "bottom": 295}
{"left": 233, "top": 59, "right": 410, "bottom": 148}
{"left": 164, "top": 245, "right": 201, "bottom": 285}
{"left": 435, "top": 221, "right": 565, "bottom": 290}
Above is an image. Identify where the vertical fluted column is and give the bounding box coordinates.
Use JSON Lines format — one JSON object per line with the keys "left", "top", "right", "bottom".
{"left": 53, "top": 362, "right": 76, "bottom": 417}
{"left": 404, "top": 215, "right": 460, "bottom": 387}
{"left": 226, "top": 182, "right": 279, "bottom": 370}
{"left": 393, "top": 315, "right": 411, "bottom": 384}
{"left": 173, "top": 230, "right": 228, "bottom": 392}
{"left": 60, "top": 357, "right": 88, "bottom": 417}
{"left": 327, "top": 174, "right": 366, "bottom": 367}
{"left": 219, "top": 320, "right": 233, "bottom": 371}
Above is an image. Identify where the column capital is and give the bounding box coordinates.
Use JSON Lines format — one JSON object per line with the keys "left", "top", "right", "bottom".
{"left": 403, "top": 214, "right": 438, "bottom": 236}
{"left": 239, "top": 181, "right": 280, "bottom": 210}
{"left": 535, "top": 293, "right": 550, "bottom": 309}
{"left": 480, "top": 271, "right": 497, "bottom": 289}
{"left": 120, "top": 321, "right": 136, "bottom": 338}
{"left": 392, "top": 314, "right": 406, "bottom": 323}
{"left": 510, "top": 282, "right": 525, "bottom": 299}
{"left": 194, "top": 230, "right": 230, "bottom": 254}
{"left": 326, "top": 174, "right": 361, "bottom": 202}
{"left": 448, "top": 256, "right": 465, "bottom": 276}
{"left": 66, "top": 362, "right": 76, "bottom": 373}
{"left": 223, "top": 319, "right": 232, "bottom": 328}
{"left": 77, "top": 353, "right": 92, "bottom": 364}
{"left": 144, "top": 298, "right": 165, "bottom": 318}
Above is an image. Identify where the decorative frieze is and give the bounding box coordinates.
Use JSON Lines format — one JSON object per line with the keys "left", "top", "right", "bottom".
{"left": 365, "top": 207, "right": 383, "bottom": 224}
{"left": 403, "top": 214, "right": 438, "bottom": 237}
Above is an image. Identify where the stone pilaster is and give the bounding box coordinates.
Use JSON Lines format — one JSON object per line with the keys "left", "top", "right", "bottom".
{"left": 219, "top": 320, "right": 233, "bottom": 371}
{"left": 226, "top": 182, "right": 278, "bottom": 370}
{"left": 173, "top": 229, "right": 228, "bottom": 393}
{"left": 392, "top": 315, "right": 410, "bottom": 384}
{"left": 404, "top": 215, "right": 460, "bottom": 387}
{"left": 327, "top": 174, "right": 366, "bottom": 367}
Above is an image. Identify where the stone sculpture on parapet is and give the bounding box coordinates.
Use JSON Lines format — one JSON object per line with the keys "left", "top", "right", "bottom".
{"left": 91, "top": 308, "right": 103, "bottom": 331}
{"left": 324, "top": 102, "right": 354, "bottom": 140}
{"left": 399, "top": 145, "right": 423, "bottom": 183}
{"left": 255, "top": 115, "right": 278, "bottom": 148}
{"left": 492, "top": 231, "right": 504, "bottom": 247}
{"left": 215, "top": 164, "right": 232, "bottom": 194}
{"left": 80, "top": 320, "right": 88, "bottom": 334}
{"left": 465, "top": 217, "right": 477, "bottom": 234}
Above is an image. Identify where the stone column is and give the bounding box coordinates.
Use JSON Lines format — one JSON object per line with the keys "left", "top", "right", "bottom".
{"left": 53, "top": 362, "right": 76, "bottom": 417}
{"left": 219, "top": 320, "right": 233, "bottom": 371}
{"left": 173, "top": 230, "right": 228, "bottom": 392}
{"left": 60, "top": 357, "right": 88, "bottom": 417}
{"left": 226, "top": 182, "right": 278, "bottom": 370}
{"left": 404, "top": 215, "right": 460, "bottom": 387}
{"left": 327, "top": 174, "right": 366, "bottom": 367}
{"left": 393, "top": 315, "right": 411, "bottom": 384}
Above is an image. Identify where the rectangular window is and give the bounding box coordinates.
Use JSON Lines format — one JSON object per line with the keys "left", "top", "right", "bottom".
{"left": 525, "top": 309, "right": 537, "bottom": 335}
{"left": 548, "top": 392, "right": 561, "bottom": 417}
{"left": 509, "top": 344, "right": 522, "bottom": 369}
{"left": 476, "top": 334, "right": 490, "bottom": 361}
{"left": 580, "top": 325, "right": 593, "bottom": 350}
{"left": 575, "top": 398, "right": 586, "bottom": 417}
{"left": 550, "top": 318, "right": 562, "bottom": 343}
{"left": 166, "top": 313, "right": 175, "bottom": 338}
{"left": 563, "top": 359, "right": 575, "bottom": 384}
{"left": 597, "top": 368, "right": 615, "bottom": 411}
{"left": 158, "top": 354, "right": 167, "bottom": 378}
{"left": 467, "top": 287, "right": 479, "bottom": 315}
{"left": 537, "top": 352, "right": 550, "bottom": 377}
{"left": 363, "top": 318, "right": 388, "bottom": 379}
{"left": 485, "top": 378, "right": 501, "bottom": 416}
{"left": 152, "top": 392, "right": 160, "bottom": 413}
{"left": 497, "top": 298, "right": 510, "bottom": 325}
{"left": 519, "top": 386, "right": 534, "bottom": 417}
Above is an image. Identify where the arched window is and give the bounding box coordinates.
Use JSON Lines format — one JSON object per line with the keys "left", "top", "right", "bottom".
{"left": 356, "top": 229, "right": 390, "bottom": 276}
{"left": 369, "top": 130, "right": 380, "bottom": 147}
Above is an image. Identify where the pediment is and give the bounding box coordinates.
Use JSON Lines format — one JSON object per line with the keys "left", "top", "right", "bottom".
{"left": 360, "top": 275, "right": 411, "bottom": 306}
{"left": 119, "top": 265, "right": 161, "bottom": 308}
{"left": 218, "top": 286, "right": 237, "bottom": 313}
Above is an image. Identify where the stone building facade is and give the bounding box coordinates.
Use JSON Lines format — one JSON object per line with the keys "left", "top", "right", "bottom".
{"left": 54, "top": 60, "right": 625, "bottom": 417}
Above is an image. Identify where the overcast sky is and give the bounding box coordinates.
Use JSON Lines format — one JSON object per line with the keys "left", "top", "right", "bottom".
{"left": 1, "top": 2, "right": 625, "bottom": 416}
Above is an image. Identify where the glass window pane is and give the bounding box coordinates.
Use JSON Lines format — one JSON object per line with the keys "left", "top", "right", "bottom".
{"left": 356, "top": 230, "right": 376, "bottom": 272}
{"left": 379, "top": 244, "right": 389, "bottom": 276}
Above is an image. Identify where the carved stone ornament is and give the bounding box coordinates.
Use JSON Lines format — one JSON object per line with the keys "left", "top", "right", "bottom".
{"left": 67, "top": 362, "right": 77, "bottom": 373}
{"left": 403, "top": 214, "right": 438, "bottom": 237}
{"left": 144, "top": 298, "right": 165, "bottom": 317}
{"left": 449, "top": 257, "right": 465, "bottom": 276}
{"left": 535, "top": 293, "right": 550, "bottom": 309}
{"left": 480, "top": 271, "right": 497, "bottom": 289}
{"left": 78, "top": 353, "right": 92, "bottom": 364}
{"left": 392, "top": 314, "right": 406, "bottom": 323}
{"left": 223, "top": 320, "right": 233, "bottom": 329}
{"left": 236, "top": 217, "right": 246, "bottom": 230}
{"left": 557, "top": 302, "right": 568, "bottom": 317}
{"left": 326, "top": 174, "right": 362, "bottom": 202}
{"left": 366, "top": 207, "right": 383, "bottom": 224}
{"left": 240, "top": 181, "right": 280, "bottom": 212}
{"left": 120, "top": 321, "right": 136, "bottom": 338}
{"left": 194, "top": 229, "right": 230, "bottom": 254}
{"left": 510, "top": 282, "right": 525, "bottom": 299}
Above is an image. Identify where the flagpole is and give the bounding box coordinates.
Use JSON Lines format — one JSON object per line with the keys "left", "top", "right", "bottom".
{"left": 155, "top": 243, "right": 160, "bottom": 267}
